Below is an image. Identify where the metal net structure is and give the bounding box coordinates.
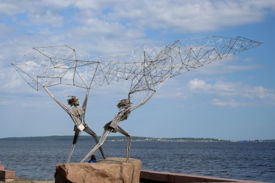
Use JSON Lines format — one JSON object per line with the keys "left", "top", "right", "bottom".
{"left": 12, "top": 36, "right": 262, "bottom": 103}
{"left": 11, "top": 45, "right": 137, "bottom": 90}
{"left": 124, "top": 36, "right": 262, "bottom": 105}
{"left": 12, "top": 36, "right": 262, "bottom": 161}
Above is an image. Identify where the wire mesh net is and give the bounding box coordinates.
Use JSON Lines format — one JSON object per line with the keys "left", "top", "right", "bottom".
{"left": 12, "top": 36, "right": 262, "bottom": 103}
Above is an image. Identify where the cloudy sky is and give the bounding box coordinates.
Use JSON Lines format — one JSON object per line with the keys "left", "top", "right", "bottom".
{"left": 0, "top": 0, "right": 275, "bottom": 140}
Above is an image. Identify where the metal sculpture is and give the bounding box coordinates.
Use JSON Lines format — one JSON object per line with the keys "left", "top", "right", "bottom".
{"left": 79, "top": 36, "right": 262, "bottom": 162}
{"left": 12, "top": 36, "right": 262, "bottom": 162}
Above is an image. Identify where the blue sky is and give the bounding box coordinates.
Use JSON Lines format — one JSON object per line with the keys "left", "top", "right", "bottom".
{"left": 0, "top": 0, "right": 275, "bottom": 140}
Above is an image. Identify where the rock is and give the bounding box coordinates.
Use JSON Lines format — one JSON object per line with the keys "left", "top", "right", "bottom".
{"left": 55, "top": 157, "right": 142, "bottom": 183}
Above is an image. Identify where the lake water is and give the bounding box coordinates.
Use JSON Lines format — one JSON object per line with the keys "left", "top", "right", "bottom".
{"left": 0, "top": 137, "right": 274, "bottom": 182}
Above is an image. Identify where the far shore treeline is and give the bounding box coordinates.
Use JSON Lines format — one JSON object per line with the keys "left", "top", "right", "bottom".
{"left": 0, "top": 136, "right": 274, "bottom": 142}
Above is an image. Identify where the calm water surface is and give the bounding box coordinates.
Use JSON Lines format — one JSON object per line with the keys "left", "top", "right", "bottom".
{"left": 0, "top": 138, "right": 274, "bottom": 182}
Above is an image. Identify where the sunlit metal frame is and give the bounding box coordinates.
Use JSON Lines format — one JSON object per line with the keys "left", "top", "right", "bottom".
{"left": 12, "top": 36, "right": 262, "bottom": 162}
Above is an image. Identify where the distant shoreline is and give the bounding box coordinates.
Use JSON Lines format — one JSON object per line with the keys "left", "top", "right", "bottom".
{"left": 1, "top": 135, "right": 274, "bottom": 143}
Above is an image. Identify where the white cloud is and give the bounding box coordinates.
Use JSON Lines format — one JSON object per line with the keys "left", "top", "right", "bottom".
{"left": 0, "top": 0, "right": 274, "bottom": 107}
{"left": 1, "top": 0, "right": 275, "bottom": 33}
{"left": 212, "top": 98, "right": 243, "bottom": 107}
{"left": 28, "top": 9, "right": 64, "bottom": 27}
{"left": 0, "top": 66, "right": 31, "bottom": 92}
{"left": 189, "top": 78, "right": 275, "bottom": 106}
{"left": 189, "top": 78, "right": 211, "bottom": 90}
{"left": 104, "top": 0, "right": 275, "bottom": 32}
{"left": 0, "top": 24, "right": 13, "bottom": 41}
{"left": 196, "top": 57, "right": 259, "bottom": 75}
{"left": 41, "top": 0, "right": 74, "bottom": 9}
{"left": 0, "top": 0, "right": 272, "bottom": 59}
{"left": 0, "top": 0, "right": 27, "bottom": 15}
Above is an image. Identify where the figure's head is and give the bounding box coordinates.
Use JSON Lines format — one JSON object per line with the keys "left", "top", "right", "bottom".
{"left": 117, "top": 99, "right": 131, "bottom": 121}
{"left": 67, "top": 96, "right": 79, "bottom": 107}
{"left": 117, "top": 99, "right": 131, "bottom": 110}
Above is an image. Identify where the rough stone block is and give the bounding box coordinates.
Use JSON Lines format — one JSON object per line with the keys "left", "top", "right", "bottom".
{"left": 55, "top": 157, "right": 142, "bottom": 183}
{"left": 0, "top": 170, "right": 16, "bottom": 179}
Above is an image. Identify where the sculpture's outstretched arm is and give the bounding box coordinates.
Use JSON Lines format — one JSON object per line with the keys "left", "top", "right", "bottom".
{"left": 43, "top": 86, "right": 69, "bottom": 113}
{"left": 82, "top": 88, "right": 90, "bottom": 113}
{"left": 130, "top": 90, "right": 157, "bottom": 112}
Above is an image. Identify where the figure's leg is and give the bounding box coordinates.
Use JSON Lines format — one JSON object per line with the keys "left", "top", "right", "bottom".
{"left": 80, "top": 129, "right": 110, "bottom": 162}
{"left": 117, "top": 126, "right": 131, "bottom": 162}
{"left": 67, "top": 127, "right": 80, "bottom": 163}
{"left": 84, "top": 125, "right": 106, "bottom": 159}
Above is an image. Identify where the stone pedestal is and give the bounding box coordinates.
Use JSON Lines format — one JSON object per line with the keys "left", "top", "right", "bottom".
{"left": 55, "top": 157, "right": 142, "bottom": 183}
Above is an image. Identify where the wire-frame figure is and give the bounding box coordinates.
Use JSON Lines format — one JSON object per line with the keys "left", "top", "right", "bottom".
{"left": 43, "top": 86, "right": 106, "bottom": 162}
{"left": 12, "top": 45, "right": 107, "bottom": 162}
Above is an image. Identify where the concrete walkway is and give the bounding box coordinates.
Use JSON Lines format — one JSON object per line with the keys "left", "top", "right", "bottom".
{"left": 0, "top": 178, "right": 54, "bottom": 183}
